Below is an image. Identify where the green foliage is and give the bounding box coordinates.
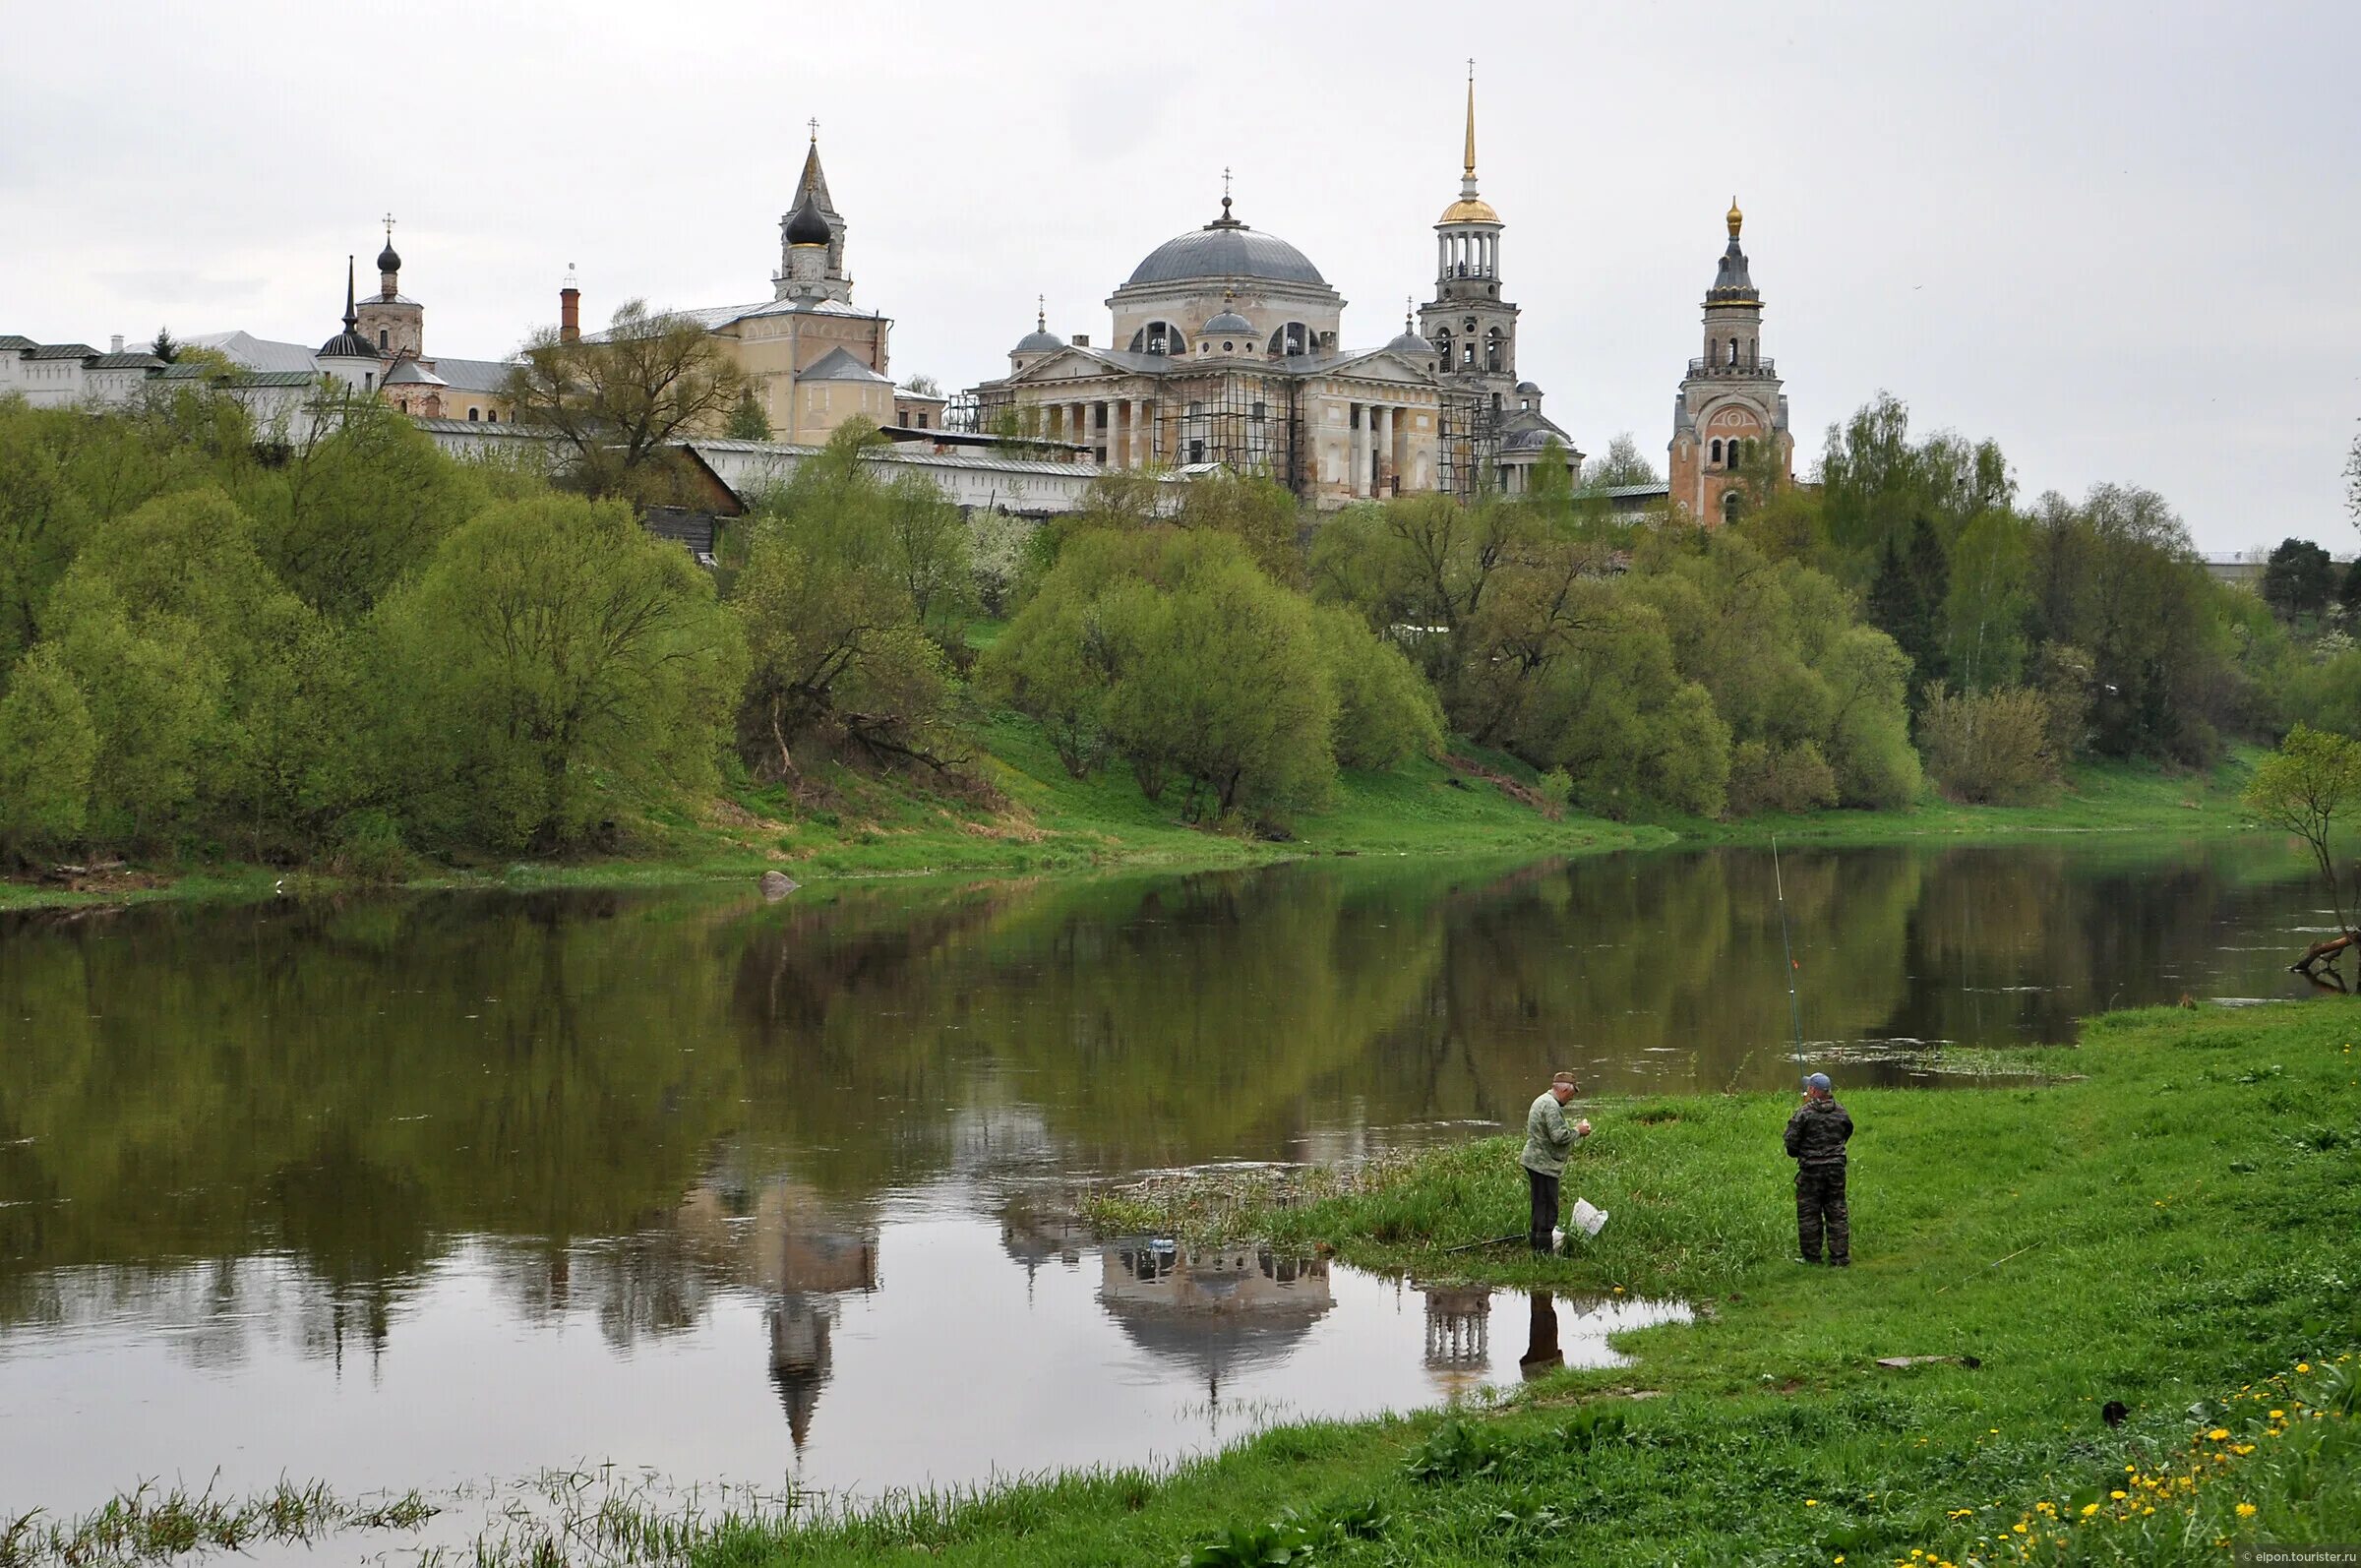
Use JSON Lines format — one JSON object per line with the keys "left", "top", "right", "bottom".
{"left": 1918, "top": 684, "right": 2059, "bottom": 805}
{"left": 376, "top": 495, "right": 745, "bottom": 852}
{"left": 235, "top": 394, "right": 487, "bottom": 619}
{"left": 506, "top": 299, "right": 749, "bottom": 502}
{"left": 0, "top": 643, "right": 96, "bottom": 859}
{"left": 724, "top": 387, "right": 772, "bottom": 442}
{"left": 2262, "top": 537, "right": 2337, "bottom": 623}
{"left": 2242, "top": 722, "right": 2361, "bottom": 931}
{"left": 731, "top": 425, "right": 967, "bottom": 773}
{"left": 1174, "top": 472, "right": 1306, "bottom": 587}
{"left": 1727, "top": 739, "right": 1839, "bottom": 814}
{"left": 1579, "top": 431, "right": 1660, "bottom": 489}
{"left": 986, "top": 529, "right": 1437, "bottom": 826}
{"left": 1308, "top": 604, "right": 1443, "bottom": 770}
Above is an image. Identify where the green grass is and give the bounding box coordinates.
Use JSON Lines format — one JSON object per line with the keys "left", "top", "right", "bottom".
{"left": 1645, "top": 750, "right": 2261, "bottom": 847}
{"left": 0, "top": 724, "right": 2270, "bottom": 913}
{"left": 688, "top": 1002, "right": 2360, "bottom": 1565}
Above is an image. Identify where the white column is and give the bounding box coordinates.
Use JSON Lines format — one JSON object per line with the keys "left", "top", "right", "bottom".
{"left": 1350, "top": 405, "right": 1367, "bottom": 499}
{"left": 1375, "top": 405, "right": 1393, "bottom": 494}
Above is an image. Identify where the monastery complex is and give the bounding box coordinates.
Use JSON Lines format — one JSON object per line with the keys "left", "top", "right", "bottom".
{"left": 0, "top": 72, "right": 1797, "bottom": 519}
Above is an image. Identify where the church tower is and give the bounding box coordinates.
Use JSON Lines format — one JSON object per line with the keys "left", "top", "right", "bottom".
{"left": 354, "top": 214, "right": 423, "bottom": 360}
{"left": 774, "top": 125, "right": 853, "bottom": 304}
{"left": 1668, "top": 200, "right": 1792, "bottom": 525}
{"left": 1418, "top": 67, "right": 1518, "bottom": 404}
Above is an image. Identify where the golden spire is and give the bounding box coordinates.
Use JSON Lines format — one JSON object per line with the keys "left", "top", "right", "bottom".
{"left": 1463, "top": 59, "right": 1478, "bottom": 178}
{"left": 1727, "top": 195, "right": 1743, "bottom": 238}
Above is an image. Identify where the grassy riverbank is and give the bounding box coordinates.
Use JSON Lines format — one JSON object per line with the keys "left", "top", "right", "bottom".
{"left": 722, "top": 1001, "right": 2358, "bottom": 1565}
{"left": 0, "top": 714, "right": 2266, "bottom": 912}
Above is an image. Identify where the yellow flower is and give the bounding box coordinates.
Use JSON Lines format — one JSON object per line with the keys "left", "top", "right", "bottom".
{"left": 2270, "top": 1409, "right": 2284, "bottom": 1419}
{"left": 1805, "top": 1499, "right": 1819, "bottom": 1507}
{"left": 2297, "top": 1362, "right": 2312, "bottom": 1373}
{"left": 2081, "top": 1503, "right": 2100, "bottom": 1517}
{"left": 2109, "top": 1490, "right": 2126, "bottom": 1500}
{"left": 2013, "top": 1522, "right": 2028, "bottom": 1534}
{"left": 2208, "top": 1427, "right": 2230, "bottom": 1440}
{"left": 2236, "top": 1502, "right": 2257, "bottom": 1518}
{"left": 1835, "top": 1558, "right": 1845, "bottom": 1565}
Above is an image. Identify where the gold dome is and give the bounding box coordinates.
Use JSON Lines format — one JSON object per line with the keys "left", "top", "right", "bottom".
{"left": 1726, "top": 197, "right": 1744, "bottom": 237}
{"left": 1439, "top": 196, "right": 1501, "bottom": 224}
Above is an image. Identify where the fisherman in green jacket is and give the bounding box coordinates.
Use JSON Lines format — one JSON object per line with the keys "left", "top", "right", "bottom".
{"left": 1521, "top": 1070, "right": 1593, "bottom": 1252}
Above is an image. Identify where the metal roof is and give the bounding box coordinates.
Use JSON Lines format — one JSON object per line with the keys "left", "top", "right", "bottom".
{"left": 689, "top": 436, "right": 1109, "bottom": 481}
{"left": 29, "top": 343, "right": 96, "bottom": 360}
{"left": 89, "top": 352, "right": 165, "bottom": 369}
{"left": 232, "top": 370, "right": 324, "bottom": 388}
{"left": 383, "top": 359, "right": 448, "bottom": 387}
{"left": 799, "top": 346, "right": 892, "bottom": 384}
{"left": 0, "top": 334, "right": 33, "bottom": 352}
{"left": 186, "top": 331, "right": 321, "bottom": 375}
{"left": 1580, "top": 481, "right": 1671, "bottom": 500}
{"left": 1124, "top": 223, "right": 1326, "bottom": 288}
{"left": 427, "top": 356, "right": 517, "bottom": 392}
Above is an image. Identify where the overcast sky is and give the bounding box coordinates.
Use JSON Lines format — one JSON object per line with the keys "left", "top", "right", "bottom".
{"left": 3, "top": 1, "right": 2353, "bottom": 552}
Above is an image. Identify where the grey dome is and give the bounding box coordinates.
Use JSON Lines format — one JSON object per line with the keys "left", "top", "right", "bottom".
{"left": 785, "top": 192, "right": 831, "bottom": 247}
{"left": 1387, "top": 329, "right": 1436, "bottom": 357}
{"left": 318, "top": 328, "right": 380, "bottom": 360}
{"left": 1127, "top": 212, "right": 1325, "bottom": 287}
{"left": 1202, "top": 309, "right": 1253, "bottom": 334}
{"left": 1013, "top": 328, "right": 1064, "bottom": 354}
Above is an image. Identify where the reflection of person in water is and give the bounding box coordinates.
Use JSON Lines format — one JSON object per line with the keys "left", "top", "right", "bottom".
{"left": 1519, "top": 1291, "right": 1563, "bottom": 1380}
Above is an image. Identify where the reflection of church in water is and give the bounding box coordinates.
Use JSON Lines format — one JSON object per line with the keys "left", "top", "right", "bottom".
{"left": 1099, "top": 1243, "right": 1334, "bottom": 1403}
{"left": 676, "top": 1178, "right": 878, "bottom": 1454}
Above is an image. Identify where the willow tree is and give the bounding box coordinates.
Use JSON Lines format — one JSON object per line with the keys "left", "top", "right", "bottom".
{"left": 2244, "top": 723, "right": 2361, "bottom": 978}
{"left": 505, "top": 300, "right": 747, "bottom": 502}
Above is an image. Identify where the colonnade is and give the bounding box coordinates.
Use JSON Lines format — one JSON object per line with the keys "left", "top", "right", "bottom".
{"left": 1040, "top": 397, "right": 1160, "bottom": 467}
{"left": 1436, "top": 229, "right": 1499, "bottom": 279}
{"left": 1346, "top": 400, "right": 1413, "bottom": 498}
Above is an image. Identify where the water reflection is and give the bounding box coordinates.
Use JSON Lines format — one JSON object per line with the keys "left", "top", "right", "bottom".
{"left": 0, "top": 838, "right": 2331, "bottom": 1510}
{"left": 1520, "top": 1291, "right": 1562, "bottom": 1381}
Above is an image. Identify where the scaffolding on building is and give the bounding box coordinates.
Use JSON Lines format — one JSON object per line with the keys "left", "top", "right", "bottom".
{"left": 970, "top": 370, "right": 1304, "bottom": 493}
{"left": 1436, "top": 387, "right": 1502, "bottom": 501}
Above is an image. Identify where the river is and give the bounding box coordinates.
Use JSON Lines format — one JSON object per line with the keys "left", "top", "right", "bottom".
{"left": 0, "top": 835, "right": 2331, "bottom": 1540}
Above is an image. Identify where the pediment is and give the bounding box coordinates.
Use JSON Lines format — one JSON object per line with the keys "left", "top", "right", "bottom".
{"left": 1007, "top": 347, "right": 1119, "bottom": 384}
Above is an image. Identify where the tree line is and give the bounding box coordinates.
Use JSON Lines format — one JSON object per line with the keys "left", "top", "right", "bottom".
{"left": 0, "top": 376, "right": 2333, "bottom": 870}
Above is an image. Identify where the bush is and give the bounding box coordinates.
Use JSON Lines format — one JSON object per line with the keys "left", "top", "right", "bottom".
{"left": 1727, "top": 739, "right": 1840, "bottom": 815}
{"left": 1919, "top": 684, "right": 2059, "bottom": 804}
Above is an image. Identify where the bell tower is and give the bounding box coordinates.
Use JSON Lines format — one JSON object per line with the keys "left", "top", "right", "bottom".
{"left": 774, "top": 122, "right": 854, "bottom": 304}
{"left": 1668, "top": 200, "right": 1792, "bottom": 525}
{"left": 1417, "top": 63, "right": 1518, "bottom": 405}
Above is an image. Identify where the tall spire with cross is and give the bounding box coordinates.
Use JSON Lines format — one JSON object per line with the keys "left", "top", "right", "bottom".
{"left": 776, "top": 116, "right": 852, "bottom": 302}
{"left": 1464, "top": 59, "right": 1478, "bottom": 179}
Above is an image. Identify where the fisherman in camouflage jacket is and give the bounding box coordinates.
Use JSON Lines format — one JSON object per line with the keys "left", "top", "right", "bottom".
{"left": 1784, "top": 1071, "right": 1852, "bottom": 1266}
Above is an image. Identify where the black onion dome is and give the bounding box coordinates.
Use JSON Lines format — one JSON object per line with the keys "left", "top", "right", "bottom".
{"left": 785, "top": 192, "right": 831, "bottom": 247}
{"left": 377, "top": 240, "right": 401, "bottom": 272}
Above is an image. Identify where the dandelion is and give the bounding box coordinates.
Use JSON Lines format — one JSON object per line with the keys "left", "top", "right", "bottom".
{"left": 2208, "top": 1427, "right": 2230, "bottom": 1440}
{"left": 2081, "top": 1503, "right": 2100, "bottom": 1517}
{"left": 2270, "top": 1409, "right": 2284, "bottom": 1419}
{"left": 1805, "top": 1499, "right": 1819, "bottom": 1507}
{"left": 2297, "top": 1362, "right": 2312, "bottom": 1373}
{"left": 2236, "top": 1502, "right": 2257, "bottom": 1518}
{"left": 2013, "top": 1523, "right": 2028, "bottom": 1535}
{"left": 2109, "top": 1490, "right": 2126, "bottom": 1500}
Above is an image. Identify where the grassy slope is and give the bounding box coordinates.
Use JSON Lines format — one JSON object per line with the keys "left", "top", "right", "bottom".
{"left": 723, "top": 1004, "right": 2361, "bottom": 1566}
{"left": 1642, "top": 749, "right": 2261, "bottom": 847}
{"left": 0, "top": 729, "right": 2264, "bottom": 914}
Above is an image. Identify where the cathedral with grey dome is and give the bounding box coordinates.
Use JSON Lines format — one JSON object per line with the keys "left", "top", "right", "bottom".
{"left": 970, "top": 73, "right": 1576, "bottom": 506}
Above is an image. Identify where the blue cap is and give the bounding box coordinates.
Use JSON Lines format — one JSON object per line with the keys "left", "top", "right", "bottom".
{"left": 1803, "top": 1072, "right": 1832, "bottom": 1092}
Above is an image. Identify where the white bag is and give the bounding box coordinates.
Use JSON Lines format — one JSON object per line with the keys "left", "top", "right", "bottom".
{"left": 1567, "top": 1198, "right": 1608, "bottom": 1237}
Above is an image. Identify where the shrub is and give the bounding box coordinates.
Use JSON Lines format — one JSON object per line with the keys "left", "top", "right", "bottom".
{"left": 1919, "top": 684, "right": 2059, "bottom": 804}
{"left": 1727, "top": 739, "right": 1840, "bottom": 815}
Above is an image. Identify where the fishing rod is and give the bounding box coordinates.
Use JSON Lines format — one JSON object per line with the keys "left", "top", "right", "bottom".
{"left": 1771, "top": 835, "right": 1807, "bottom": 1078}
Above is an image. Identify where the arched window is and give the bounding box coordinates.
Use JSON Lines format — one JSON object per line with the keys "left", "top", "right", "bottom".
{"left": 488, "top": 409, "right": 499, "bottom": 423}
{"left": 467, "top": 407, "right": 479, "bottom": 421}
{"left": 1485, "top": 329, "right": 1504, "bottom": 373}
{"left": 378, "top": 329, "right": 388, "bottom": 349}
{"left": 1710, "top": 439, "right": 1723, "bottom": 463}
{"left": 1462, "top": 342, "right": 1476, "bottom": 367}
{"left": 1723, "top": 490, "right": 1743, "bottom": 524}
{"left": 1434, "top": 330, "right": 1453, "bottom": 367}
{"left": 1728, "top": 338, "right": 1739, "bottom": 366}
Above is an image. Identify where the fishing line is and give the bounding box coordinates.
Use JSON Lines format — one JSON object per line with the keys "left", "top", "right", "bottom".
{"left": 1772, "top": 834, "right": 1806, "bottom": 1077}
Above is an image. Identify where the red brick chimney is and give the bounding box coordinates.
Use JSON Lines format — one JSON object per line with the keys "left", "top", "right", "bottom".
{"left": 559, "top": 264, "right": 580, "bottom": 343}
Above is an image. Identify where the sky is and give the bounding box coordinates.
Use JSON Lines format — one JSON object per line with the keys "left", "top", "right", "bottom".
{"left": 2, "top": 0, "right": 2354, "bottom": 554}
